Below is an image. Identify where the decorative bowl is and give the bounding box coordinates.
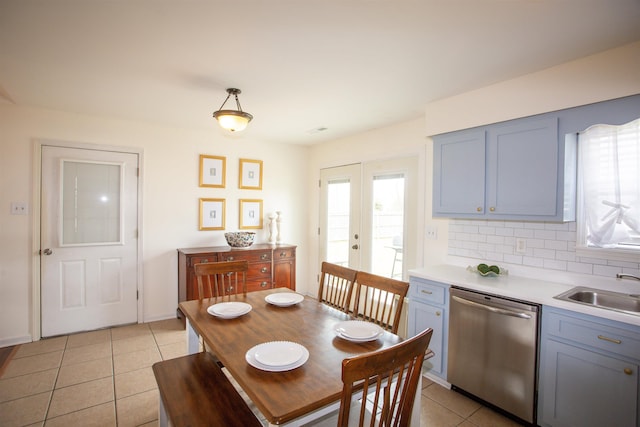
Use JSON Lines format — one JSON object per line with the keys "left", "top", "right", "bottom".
{"left": 224, "top": 231, "right": 256, "bottom": 248}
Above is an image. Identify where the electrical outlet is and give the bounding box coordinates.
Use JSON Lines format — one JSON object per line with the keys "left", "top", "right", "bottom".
{"left": 10, "top": 202, "right": 27, "bottom": 215}
{"left": 425, "top": 226, "right": 438, "bottom": 240}
{"left": 516, "top": 238, "right": 526, "bottom": 254}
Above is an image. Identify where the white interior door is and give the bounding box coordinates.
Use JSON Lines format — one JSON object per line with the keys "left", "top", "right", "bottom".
{"left": 40, "top": 145, "right": 139, "bottom": 337}
{"left": 319, "top": 156, "right": 418, "bottom": 279}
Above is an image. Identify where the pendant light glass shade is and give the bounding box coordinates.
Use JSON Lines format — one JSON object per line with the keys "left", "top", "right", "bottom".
{"left": 213, "top": 88, "right": 253, "bottom": 132}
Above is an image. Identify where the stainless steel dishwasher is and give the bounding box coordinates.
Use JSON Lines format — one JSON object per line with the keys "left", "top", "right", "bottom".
{"left": 448, "top": 287, "right": 540, "bottom": 425}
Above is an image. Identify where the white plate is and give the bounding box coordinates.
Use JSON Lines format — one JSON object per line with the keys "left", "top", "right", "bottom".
{"left": 207, "top": 302, "right": 252, "bottom": 319}
{"left": 246, "top": 341, "right": 309, "bottom": 372}
{"left": 335, "top": 320, "right": 384, "bottom": 342}
{"left": 254, "top": 341, "right": 304, "bottom": 367}
{"left": 265, "top": 293, "right": 304, "bottom": 307}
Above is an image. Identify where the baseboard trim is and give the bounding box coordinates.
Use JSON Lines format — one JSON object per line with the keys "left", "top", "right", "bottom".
{"left": 0, "top": 335, "right": 32, "bottom": 348}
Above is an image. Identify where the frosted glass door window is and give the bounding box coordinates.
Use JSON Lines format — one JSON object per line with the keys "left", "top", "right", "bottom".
{"left": 62, "top": 160, "right": 122, "bottom": 245}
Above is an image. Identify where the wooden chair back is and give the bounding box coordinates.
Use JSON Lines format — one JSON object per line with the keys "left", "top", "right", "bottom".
{"left": 337, "top": 328, "right": 433, "bottom": 427}
{"left": 351, "top": 271, "right": 409, "bottom": 334}
{"left": 194, "top": 260, "right": 249, "bottom": 301}
{"left": 317, "top": 262, "right": 358, "bottom": 312}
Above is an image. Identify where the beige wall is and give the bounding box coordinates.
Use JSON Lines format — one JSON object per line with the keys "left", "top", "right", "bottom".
{"left": 304, "top": 41, "right": 640, "bottom": 293}
{"left": 0, "top": 106, "right": 309, "bottom": 345}
{"left": 2, "top": 41, "right": 639, "bottom": 346}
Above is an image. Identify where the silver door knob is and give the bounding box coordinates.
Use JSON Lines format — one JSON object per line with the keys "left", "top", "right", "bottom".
{"left": 42, "top": 248, "right": 53, "bottom": 255}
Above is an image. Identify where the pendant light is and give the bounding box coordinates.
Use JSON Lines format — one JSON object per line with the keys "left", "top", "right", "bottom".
{"left": 212, "top": 88, "right": 253, "bottom": 132}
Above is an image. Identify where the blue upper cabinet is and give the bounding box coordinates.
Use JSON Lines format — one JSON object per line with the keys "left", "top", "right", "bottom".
{"left": 432, "top": 129, "right": 486, "bottom": 215}
{"left": 432, "top": 94, "right": 640, "bottom": 222}
{"left": 433, "top": 115, "right": 574, "bottom": 221}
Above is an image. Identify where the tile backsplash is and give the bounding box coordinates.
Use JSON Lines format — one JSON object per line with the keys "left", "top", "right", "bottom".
{"left": 448, "top": 219, "right": 640, "bottom": 277}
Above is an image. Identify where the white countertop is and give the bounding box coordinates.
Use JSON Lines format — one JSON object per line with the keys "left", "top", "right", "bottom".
{"left": 409, "top": 264, "right": 640, "bottom": 327}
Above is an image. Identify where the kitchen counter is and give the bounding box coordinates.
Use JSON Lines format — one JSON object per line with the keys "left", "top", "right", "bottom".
{"left": 409, "top": 264, "right": 640, "bottom": 327}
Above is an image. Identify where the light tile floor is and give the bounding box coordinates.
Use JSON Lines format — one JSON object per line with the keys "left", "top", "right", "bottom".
{"left": 0, "top": 319, "right": 524, "bottom": 427}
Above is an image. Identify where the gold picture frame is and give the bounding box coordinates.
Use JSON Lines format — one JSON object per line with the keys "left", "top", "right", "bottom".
{"left": 239, "top": 158, "right": 263, "bottom": 190}
{"left": 239, "top": 199, "right": 263, "bottom": 229}
{"left": 199, "top": 155, "right": 226, "bottom": 188}
{"left": 199, "top": 198, "right": 225, "bottom": 230}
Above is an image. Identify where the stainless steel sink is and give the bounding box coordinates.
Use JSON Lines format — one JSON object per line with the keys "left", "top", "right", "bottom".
{"left": 554, "top": 286, "right": 640, "bottom": 316}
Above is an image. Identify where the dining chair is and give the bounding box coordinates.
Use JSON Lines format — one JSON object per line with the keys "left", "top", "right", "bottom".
{"left": 337, "top": 328, "right": 433, "bottom": 426}
{"left": 194, "top": 260, "right": 249, "bottom": 301}
{"left": 351, "top": 271, "right": 409, "bottom": 334}
{"left": 317, "top": 261, "right": 358, "bottom": 312}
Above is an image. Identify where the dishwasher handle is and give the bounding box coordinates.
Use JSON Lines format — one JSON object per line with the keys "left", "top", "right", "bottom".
{"left": 451, "top": 295, "right": 532, "bottom": 319}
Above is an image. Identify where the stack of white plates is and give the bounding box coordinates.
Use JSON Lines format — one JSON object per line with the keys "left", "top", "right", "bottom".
{"left": 207, "top": 302, "right": 252, "bottom": 319}
{"left": 246, "top": 341, "right": 309, "bottom": 372}
{"left": 265, "top": 293, "right": 304, "bottom": 307}
{"left": 335, "top": 320, "right": 384, "bottom": 342}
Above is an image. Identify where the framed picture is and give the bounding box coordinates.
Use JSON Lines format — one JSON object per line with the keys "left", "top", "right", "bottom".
{"left": 239, "top": 199, "right": 263, "bottom": 229}
{"left": 199, "top": 155, "right": 226, "bottom": 188}
{"left": 239, "top": 158, "right": 263, "bottom": 190}
{"left": 199, "top": 198, "right": 225, "bottom": 230}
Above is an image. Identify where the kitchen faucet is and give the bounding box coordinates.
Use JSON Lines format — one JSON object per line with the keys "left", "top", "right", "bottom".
{"left": 616, "top": 273, "right": 640, "bottom": 281}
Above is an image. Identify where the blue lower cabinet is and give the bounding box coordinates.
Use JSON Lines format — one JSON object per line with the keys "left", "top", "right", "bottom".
{"left": 538, "top": 307, "right": 640, "bottom": 427}
{"left": 408, "top": 277, "right": 449, "bottom": 379}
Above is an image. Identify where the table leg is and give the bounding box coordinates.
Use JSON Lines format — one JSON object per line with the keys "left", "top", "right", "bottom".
{"left": 185, "top": 318, "right": 200, "bottom": 354}
{"left": 410, "top": 373, "right": 422, "bottom": 425}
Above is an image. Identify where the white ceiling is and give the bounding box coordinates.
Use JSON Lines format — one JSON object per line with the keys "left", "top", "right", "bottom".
{"left": 1, "top": 0, "right": 640, "bottom": 145}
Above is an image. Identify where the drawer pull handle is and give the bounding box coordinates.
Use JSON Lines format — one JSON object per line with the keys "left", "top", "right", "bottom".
{"left": 260, "top": 281, "right": 269, "bottom": 288}
{"left": 420, "top": 290, "right": 433, "bottom": 295}
{"left": 489, "top": 207, "right": 495, "bottom": 212}
{"left": 280, "top": 252, "right": 287, "bottom": 257}
{"left": 597, "top": 335, "right": 622, "bottom": 344}
{"left": 227, "top": 256, "right": 234, "bottom": 261}
{"left": 624, "top": 368, "right": 633, "bottom": 375}
{"left": 476, "top": 207, "right": 482, "bottom": 212}
{"left": 261, "top": 254, "right": 268, "bottom": 260}
{"left": 261, "top": 267, "right": 268, "bottom": 273}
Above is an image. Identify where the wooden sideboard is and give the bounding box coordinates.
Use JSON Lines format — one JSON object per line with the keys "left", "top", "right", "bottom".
{"left": 177, "top": 244, "right": 296, "bottom": 303}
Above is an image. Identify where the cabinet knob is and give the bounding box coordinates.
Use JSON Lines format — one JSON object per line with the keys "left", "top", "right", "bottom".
{"left": 227, "top": 256, "right": 234, "bottom": 261}
{"left": 260, "top": 281, "right": 269, "bottom": 288}
{"left": 436, "top": 311, "right": 441, "bottom": 317}
{"left": 261, "top": 254, "right": 268, "bottom": 260}
{"left": 476, "top": 207, "right": 482, "bottom": 212}
{"left": 261, "top": 267, "right": 268, "bottom": 273}
{"left": 624, "top": 368, "right": 633, "bottom": 375}
{"left": 280, "top": 251, "right": 287, "bottom": 257}
{"left": 489, "top": 207, "right": 495, "bottom": 212}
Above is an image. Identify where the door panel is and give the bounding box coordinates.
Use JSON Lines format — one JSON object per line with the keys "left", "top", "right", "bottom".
{"left": 41, "top": 145, "right": 139, "bottom": 337}
{"left": 319, "top": 164, "right": 362, "bottom": 269}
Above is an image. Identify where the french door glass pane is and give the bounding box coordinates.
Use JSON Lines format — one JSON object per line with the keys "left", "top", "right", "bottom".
{"left": 326, "top": 179, "right": 350, "bottom": 266}
{"left": 62, "top": 161, "right": 121, "bottom": 245}
{"left": 371, "top": 174, "right": 404, "bottom": 278}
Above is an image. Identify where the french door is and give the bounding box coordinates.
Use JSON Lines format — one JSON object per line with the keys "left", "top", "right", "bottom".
{"left": 319, "top": 156, "right": 418, "bottom": 279}
{"left": 40, "top": 145, "right": 140, "bottom": 337}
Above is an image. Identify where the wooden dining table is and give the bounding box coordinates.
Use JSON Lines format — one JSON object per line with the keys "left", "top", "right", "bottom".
{"left": 179, "top": 288, "right": 420, "bottom": 426}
